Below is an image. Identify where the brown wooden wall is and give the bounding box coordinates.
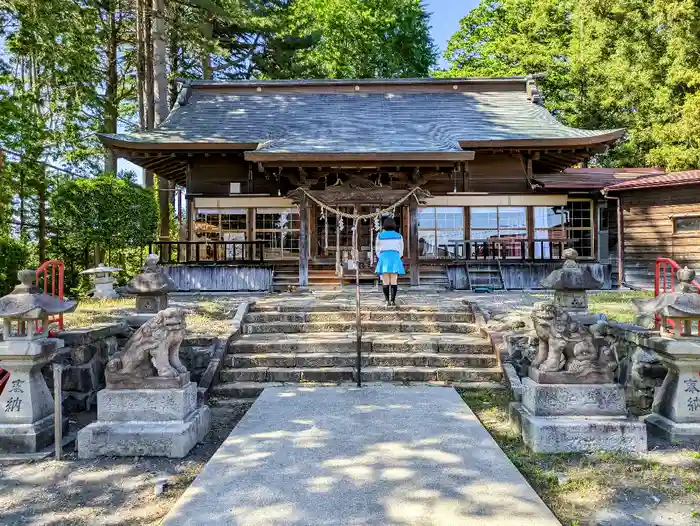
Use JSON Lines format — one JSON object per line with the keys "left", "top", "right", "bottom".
{"left": 187, "top": 153, "right": 530, "bottom": 197}
{"left": 468, "top": 153, "right": 529, "bottom": 193}
{"left": 621, "top": 186, "right": 700, "bottom": 288}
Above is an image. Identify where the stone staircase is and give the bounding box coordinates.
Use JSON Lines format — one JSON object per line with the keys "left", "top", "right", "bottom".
{"left": 213, "top": 295, "right": 501, "bottom": 400}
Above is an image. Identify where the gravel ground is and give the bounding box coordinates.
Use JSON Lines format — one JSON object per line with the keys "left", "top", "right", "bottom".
{"left": 0, "top": 400, "right": 251, "bottom": 526}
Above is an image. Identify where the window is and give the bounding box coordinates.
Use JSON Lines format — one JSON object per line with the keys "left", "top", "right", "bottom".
{"left": 563, "top": 199, "right": 594, "bottom": 258}
{"left": 255, "top": 208, "right": 300, "bottom": 259}
{"left": 193, "top": 208, "right": 247, "bottom": 259}
{"left": 673, "top": 215, "right": 700, "bottom": 234}
{"left": 470, "top": 207, "right": 527, "bottom": 258}
{"left": 534, "top": 200, "right": 594, "bottom": 258}
{"left": 418, "top": 207, "right": 465, "bottom": 258}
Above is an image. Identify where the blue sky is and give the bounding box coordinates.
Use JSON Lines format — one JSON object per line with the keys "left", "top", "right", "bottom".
{"left": 425, "top": 0, "right": 479, "bottom": 68}
{"left": 120, "top": 1, "right": 480, "bottom": 180}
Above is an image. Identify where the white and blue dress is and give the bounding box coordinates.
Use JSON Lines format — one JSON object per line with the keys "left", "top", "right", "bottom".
{"left": 375, "top": 230, "right": 406, "bottom": 275}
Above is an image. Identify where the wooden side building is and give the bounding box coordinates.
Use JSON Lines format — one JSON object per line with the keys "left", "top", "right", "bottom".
{"left": 99, "top": 77, "right": 630, "bottom": 291}
{"left": 604, "top": 171, "right": 700, "bottom": 289}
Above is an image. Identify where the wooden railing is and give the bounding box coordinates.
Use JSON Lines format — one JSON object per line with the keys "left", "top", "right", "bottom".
{"left": 149, "top": 241, "right": 266, "bottom": 265}
{"left": 419, "top": 239, "right": 570, "bottom": 261}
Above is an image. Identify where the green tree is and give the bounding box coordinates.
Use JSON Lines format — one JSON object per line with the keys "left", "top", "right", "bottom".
{"left": 441, "top": 0, "right": 700, "bottom": 171}
{"left": 283, "top": 0, "right": 436, "bottom": 78}
{"left": 49, "top": 174, "right": 158, "bottom": 264}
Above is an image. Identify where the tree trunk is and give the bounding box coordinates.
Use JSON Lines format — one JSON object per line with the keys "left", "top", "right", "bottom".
{"left": 143, "top": 0, "right": 155, "bottom": 187}
{"left": 104, "top": 4, "right": 119, "bottom": 174}
{"left": 136, "top": 0, "right": 146, "bottom": 131}
{"left": 201, "top": 17, "right": 213, "bottom": 80}
{"left": 153, "top": 0, "right": 171, "bottom": 240}
{"left": 38, "top": 168, "right": 46, "bottom": 263}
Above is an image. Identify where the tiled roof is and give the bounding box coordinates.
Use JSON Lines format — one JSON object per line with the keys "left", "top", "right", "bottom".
{"left": 535, "top": 168, "right": 664, "bottom": 190}
{"left": 605, "top": 170, "right": 700, "bottom": 191}
{"left": 100, "top": 78, "right": 623, "bottom": 153}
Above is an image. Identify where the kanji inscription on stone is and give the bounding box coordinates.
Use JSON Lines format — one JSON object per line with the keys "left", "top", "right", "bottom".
{"left": 4, "top": 397, "right": 22, "bottom": 412}
{"left": 688, "top": 397, "right": 700, "bottom": 412}
{"left": 8, "top": 379, "right": 25, "bottom": 394}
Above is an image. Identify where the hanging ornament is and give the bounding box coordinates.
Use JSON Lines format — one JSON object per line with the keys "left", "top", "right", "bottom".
{"left": 338, "top": 215, "right": 344, "bottom": 233}
{"left": 324, "top": 212, "right": 329, "bottom": 253}
{"left": 374, "top": 215, "right": 381, "bottom": 232}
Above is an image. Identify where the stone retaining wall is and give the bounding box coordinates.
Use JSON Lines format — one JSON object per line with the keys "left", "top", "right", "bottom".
{"left": 42, "top": 325, "right": 222, "bottom": 412}
{"left": 45, "top": 323, "right": 131, "bottom": 412}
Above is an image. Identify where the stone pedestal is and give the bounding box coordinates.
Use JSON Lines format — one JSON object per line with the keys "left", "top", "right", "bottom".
{"left": 0, "top": 339, "right": 68, "bottom": 454}
{"left": 517, "top": 377, "right": 646, "bottom": 453}
{"left": 77, "top": 381, "right": 210, "bottom": 458}
{"left": 645, "top": 346, "right": 700, "bottom": 444}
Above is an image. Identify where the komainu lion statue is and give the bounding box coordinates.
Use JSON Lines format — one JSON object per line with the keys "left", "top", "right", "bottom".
{"left": 106, "top": 308, "right": 188, "bottom": 382}
{"left": 530, "top": 301, "right": 616, "bottom": 382}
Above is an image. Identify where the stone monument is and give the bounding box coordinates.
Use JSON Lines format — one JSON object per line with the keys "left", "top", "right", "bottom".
{"left": 77, "top": 307, "right": 210, "bottom": 458}
{"left": 122, "top": 254, "right": 177, "bottom": 327}
{"left": 80, "top": 263, "right": 122, "bottom": 299}
{"left": 633, "top": 267, "right": 700, "bottom": 443}
{"left": 540, "top": 248, "right": 603, "bottom": 315}
{"left": 0, "top": 270, "right": 76, "bottom": 453}
{"left": 515, "top": 255, "right": 646, "bottom": 453}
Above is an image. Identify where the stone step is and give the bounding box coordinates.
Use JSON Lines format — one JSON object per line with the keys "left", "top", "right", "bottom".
{"left": 228, "top": 332, "right": 493, "bottom": 354}
{"left": 242, "top": 320, "right": 478, "bottom": 335}
{"left": 249, "top": 303, "right": 470, "bottom": 313}
{"left": 211, "top": 379, "right": 505, "bottom": 399}
{"left": 225, "top": 352, "right": 497, "bottom": 369}
{"left": 243, "top": 311, "right": 475, "bottom": 324}
{"left": 218, "top": 366, "right": 502, "bottom": 384}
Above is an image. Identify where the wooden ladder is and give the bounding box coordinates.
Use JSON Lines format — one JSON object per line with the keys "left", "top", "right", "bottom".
{"left": 465, "top": 261, "right": 507, "bottom": 292}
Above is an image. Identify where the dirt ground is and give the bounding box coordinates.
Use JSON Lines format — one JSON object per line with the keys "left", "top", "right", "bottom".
{"left": 461, "top": 389, "right": 700, "bottom": 526}
{"left": 0, "top": 399, "right": 250, "bottom": 526}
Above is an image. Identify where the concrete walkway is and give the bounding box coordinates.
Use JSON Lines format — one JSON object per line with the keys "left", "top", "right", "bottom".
{"left": 163, "top": 385, "right": 560, "bottom": 526}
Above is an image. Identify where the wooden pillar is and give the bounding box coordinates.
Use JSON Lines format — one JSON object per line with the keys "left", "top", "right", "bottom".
{"left": 336, "top": 214, "right": 341, "bottom": 276}
{"left": 409, "top": 201, "right": 419, "bottom": 286}
{"left": 299, "top": 192, "right": 309, "bottom": 288}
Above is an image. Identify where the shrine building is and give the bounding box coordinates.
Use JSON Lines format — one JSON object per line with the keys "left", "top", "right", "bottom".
{"left": 99, "top": 76, "right": 632, "bottom": 291}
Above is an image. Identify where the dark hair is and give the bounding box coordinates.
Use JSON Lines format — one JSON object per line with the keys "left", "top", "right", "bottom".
{"left": 383, "top": 217, "right": 397, "bottom": 231}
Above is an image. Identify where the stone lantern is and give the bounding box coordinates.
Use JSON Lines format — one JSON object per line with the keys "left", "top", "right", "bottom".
{"left": 0, "top": 270, "right": 76, "bottom": 453}
{"left": 80, "top": 263, "right": 122, "bottom": 299}
{"left": 122, "top": 254, "right": 177, "bottom": 327}
{"left": 540, "top": 248, "right": 603, "bottom": 315}
{"left": 634, "top": 267, "right": 700, "bottom": 338}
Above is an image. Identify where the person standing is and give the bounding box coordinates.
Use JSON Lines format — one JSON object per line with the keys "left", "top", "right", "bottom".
{"left": 375, "top": 217, "right": 405, "bottom": 307}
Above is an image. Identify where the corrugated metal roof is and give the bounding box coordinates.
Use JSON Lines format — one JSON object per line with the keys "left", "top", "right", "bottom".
{"left": 100, "top": 78, "right": 623, "bottom": 153}
{"left": 535, "top": 168, "right": 663, "bottom": 190}
{"left": 605, "top": 170, "right": 700, "bottom": 191}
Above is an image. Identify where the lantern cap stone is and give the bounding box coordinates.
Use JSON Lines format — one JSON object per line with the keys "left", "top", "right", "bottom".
{"left": 634, "top": 266, "right": 700, "bottom": 317}
{"left": 80, "top": 263, "right": 122, "bottom": 275}
{"left": 0, "top": 269, "right": 77, "bottom": 319}
{"left": 540, "top": 248, "right": 603, "bottom": 291}
{"left": 122, "top": 254, "right": 176, "bottom": 295}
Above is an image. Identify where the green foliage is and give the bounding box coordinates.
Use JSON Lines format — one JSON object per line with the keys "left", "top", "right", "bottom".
{"left": 440, "top": 0, "right": 700, "bottom": 171}
{"left": 283, "top": 0, "right": 436, "bottom": 78}
{"left": 0, "top": 236, "right": 30, "bottom": 295}
{"left": 49, "top": 174, "right": 158, "bottom": 254}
